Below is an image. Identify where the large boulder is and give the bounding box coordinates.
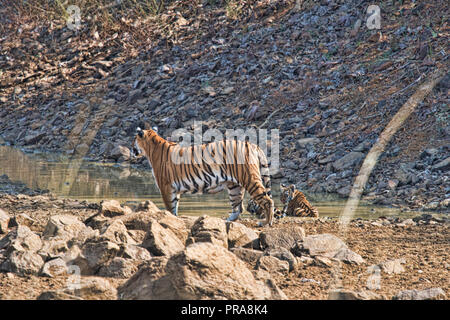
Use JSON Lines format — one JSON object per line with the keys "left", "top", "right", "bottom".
{"left": 259, "top": 225, "right": 305, "bottom": 251}
{"left": 166, "top": 242, "right": 284, "bottom": 299}
{"left": 100, "top": 200, "right": 131, "bottom": 217}
{"left": 0, "top": 250, "right": 44, "bottom": 276}
{"left": 43, "top": 215, "right": 92, "bottom": 241}
{"left": 0, "top": 225, "right": 42, "bottom": 253}
{"left": 226, "top": 221, "right": 259, "bottom": 249}
{"left": 38, "top": 238, "right": 70, "bottom": 261}
{"left": 187, "top": 216, "right": 228, "bottom": 248}
{"left": 117, "top": 211, "right": 158, "bottom": 231}
{"left": 118, "top": 244, "right": 152, "bottom": 261}
{"left": 98, "top": 220, "right": 136, "bottom": 244}
{"left": 118, "top": 257, "right": 177, "bottom": 300}
{"left": 70, "top": 240, "right": 120, "bottom": 275}
{"left": 158, "top": 214, "right": 189, "bottom": 244}
{"left": 142, "top": 220, "right": 184, "bottom": 257}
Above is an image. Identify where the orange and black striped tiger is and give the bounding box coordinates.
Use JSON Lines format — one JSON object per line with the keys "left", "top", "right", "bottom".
{"left": 247, "top": 184, "right": 318, "bottom": 218}
{"left": 132, "top": 127, "right": 274, "bottom": 226}
{"left": 279, "top": 184, "right": 319, "bottom": 217}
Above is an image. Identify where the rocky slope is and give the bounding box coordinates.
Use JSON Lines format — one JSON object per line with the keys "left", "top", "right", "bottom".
{"left": 0, "top": 194, "right": 448, "bottom": 300}
{"left": 0, "top": 0, "right": 449, "bottom": 211}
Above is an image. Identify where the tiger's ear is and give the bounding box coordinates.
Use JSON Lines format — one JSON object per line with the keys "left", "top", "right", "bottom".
{"left": 280, "top": 183, "right": 286, "bottom": 190}
{"left": 152, "top": 126, "right": 158, "bottom": 133}
{"left": 289, "top": 184, "right": 295, "bottom": 192}
{"left": 137, "top": 127, "right": 144, "bottom": 138}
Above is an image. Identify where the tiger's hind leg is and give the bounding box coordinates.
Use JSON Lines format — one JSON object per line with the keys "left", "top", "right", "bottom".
{"left": 226, "top": 183, "right": 245, "bottom": 222}
{"left": 245, "top": 179, "right": 274, "bottom": 227}
{"left": 161, "top": 186, "right": 180, "bottom": 216}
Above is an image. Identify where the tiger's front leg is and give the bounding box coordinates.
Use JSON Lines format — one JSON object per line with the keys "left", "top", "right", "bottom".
{"left": 226, "top": 183, "right": 245, "bottom": 222}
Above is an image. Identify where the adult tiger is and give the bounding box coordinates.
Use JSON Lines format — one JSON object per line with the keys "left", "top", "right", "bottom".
{"left": 132, "top": 127, "right": 274, "bottom": 226}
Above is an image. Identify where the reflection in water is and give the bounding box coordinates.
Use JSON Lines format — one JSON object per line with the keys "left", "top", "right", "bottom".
{"left": 0, "top": 145, "right": 420, "bottom": 219}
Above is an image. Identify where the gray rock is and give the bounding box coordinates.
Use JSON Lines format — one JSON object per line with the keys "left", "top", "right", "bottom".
{"left": 157, "top": 213, "right": 190, "bottom": 244}
{"left": 118, "top": 244, "right": 151, "bottom": 260}
{"left": 24, "top": 132, "right": 45, "bottom": 145}
{"left": 393, "top": 288, "right": 446, "bottom": 300}
{"left": 432, "top": 157, "right": 450, "bottom": 171}
{"left": 37, "top": 291, "right": 83, "bottom": 300}
{"left": 9, "top": 213, "right": 35, "bottom": 229}
{"left": 297, "top": 233, "right": 347, "bottom": 256}
{"left": 38, "top": 238, "right": 70, "bottom": 260}
{"left": 295, "top": 234, "right": 365, "bottom": 264}
{"left": 128, "top": 89, "right": 144, "bottom": 105}
{"left": 333, "top": 152, "right": 364, "bottom": 171}
{"left": 71, "top": 240, "right": 120, "bottom": 275}
{"left": 296, "top": 137, "right": 320, "bottom": 149}
{"left": 108, "top": 145, "right": 131, "bottom": 161}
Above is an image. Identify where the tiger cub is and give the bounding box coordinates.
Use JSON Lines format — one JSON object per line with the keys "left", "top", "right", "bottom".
{"left": 279, "top": 184, "right": 319, "bottom": 217}
{"left": 247, "top": 184, "right": 318, "bottom": 219}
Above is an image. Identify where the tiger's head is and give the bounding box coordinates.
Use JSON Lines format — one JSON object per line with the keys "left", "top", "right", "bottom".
{"left": 280, "top": 184, "right": 296, "bottom": 204}
{"left": 132, "top": 127, "right": 159, "bottom": 158}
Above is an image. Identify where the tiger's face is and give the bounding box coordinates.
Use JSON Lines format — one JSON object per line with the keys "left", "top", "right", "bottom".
{"left": 132, "top": 128, "right": 145, "bottom": 158}
{"left": 280, "top": 184, "right": 295, "bottom": 204}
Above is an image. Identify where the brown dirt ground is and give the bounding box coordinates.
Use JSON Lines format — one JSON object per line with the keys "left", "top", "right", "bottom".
{"left": 0, "top": 194, "right": 448, "bottom": 300}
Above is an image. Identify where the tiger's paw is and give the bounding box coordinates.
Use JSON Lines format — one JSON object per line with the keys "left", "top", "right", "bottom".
{"left": 257, "top": 220, "right": 273, "bottom": 227}
{"left": 226, "top": 211, "right": 240, "bottom": 222}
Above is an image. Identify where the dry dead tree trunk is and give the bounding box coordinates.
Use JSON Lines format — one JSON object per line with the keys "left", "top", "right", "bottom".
{"left": 338, "top": 69, "right": 446, "bottom": 235}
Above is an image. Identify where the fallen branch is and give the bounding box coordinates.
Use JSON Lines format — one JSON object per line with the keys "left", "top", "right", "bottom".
{"left": 258, "top": 108, "right": 280, "bottom": 129}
